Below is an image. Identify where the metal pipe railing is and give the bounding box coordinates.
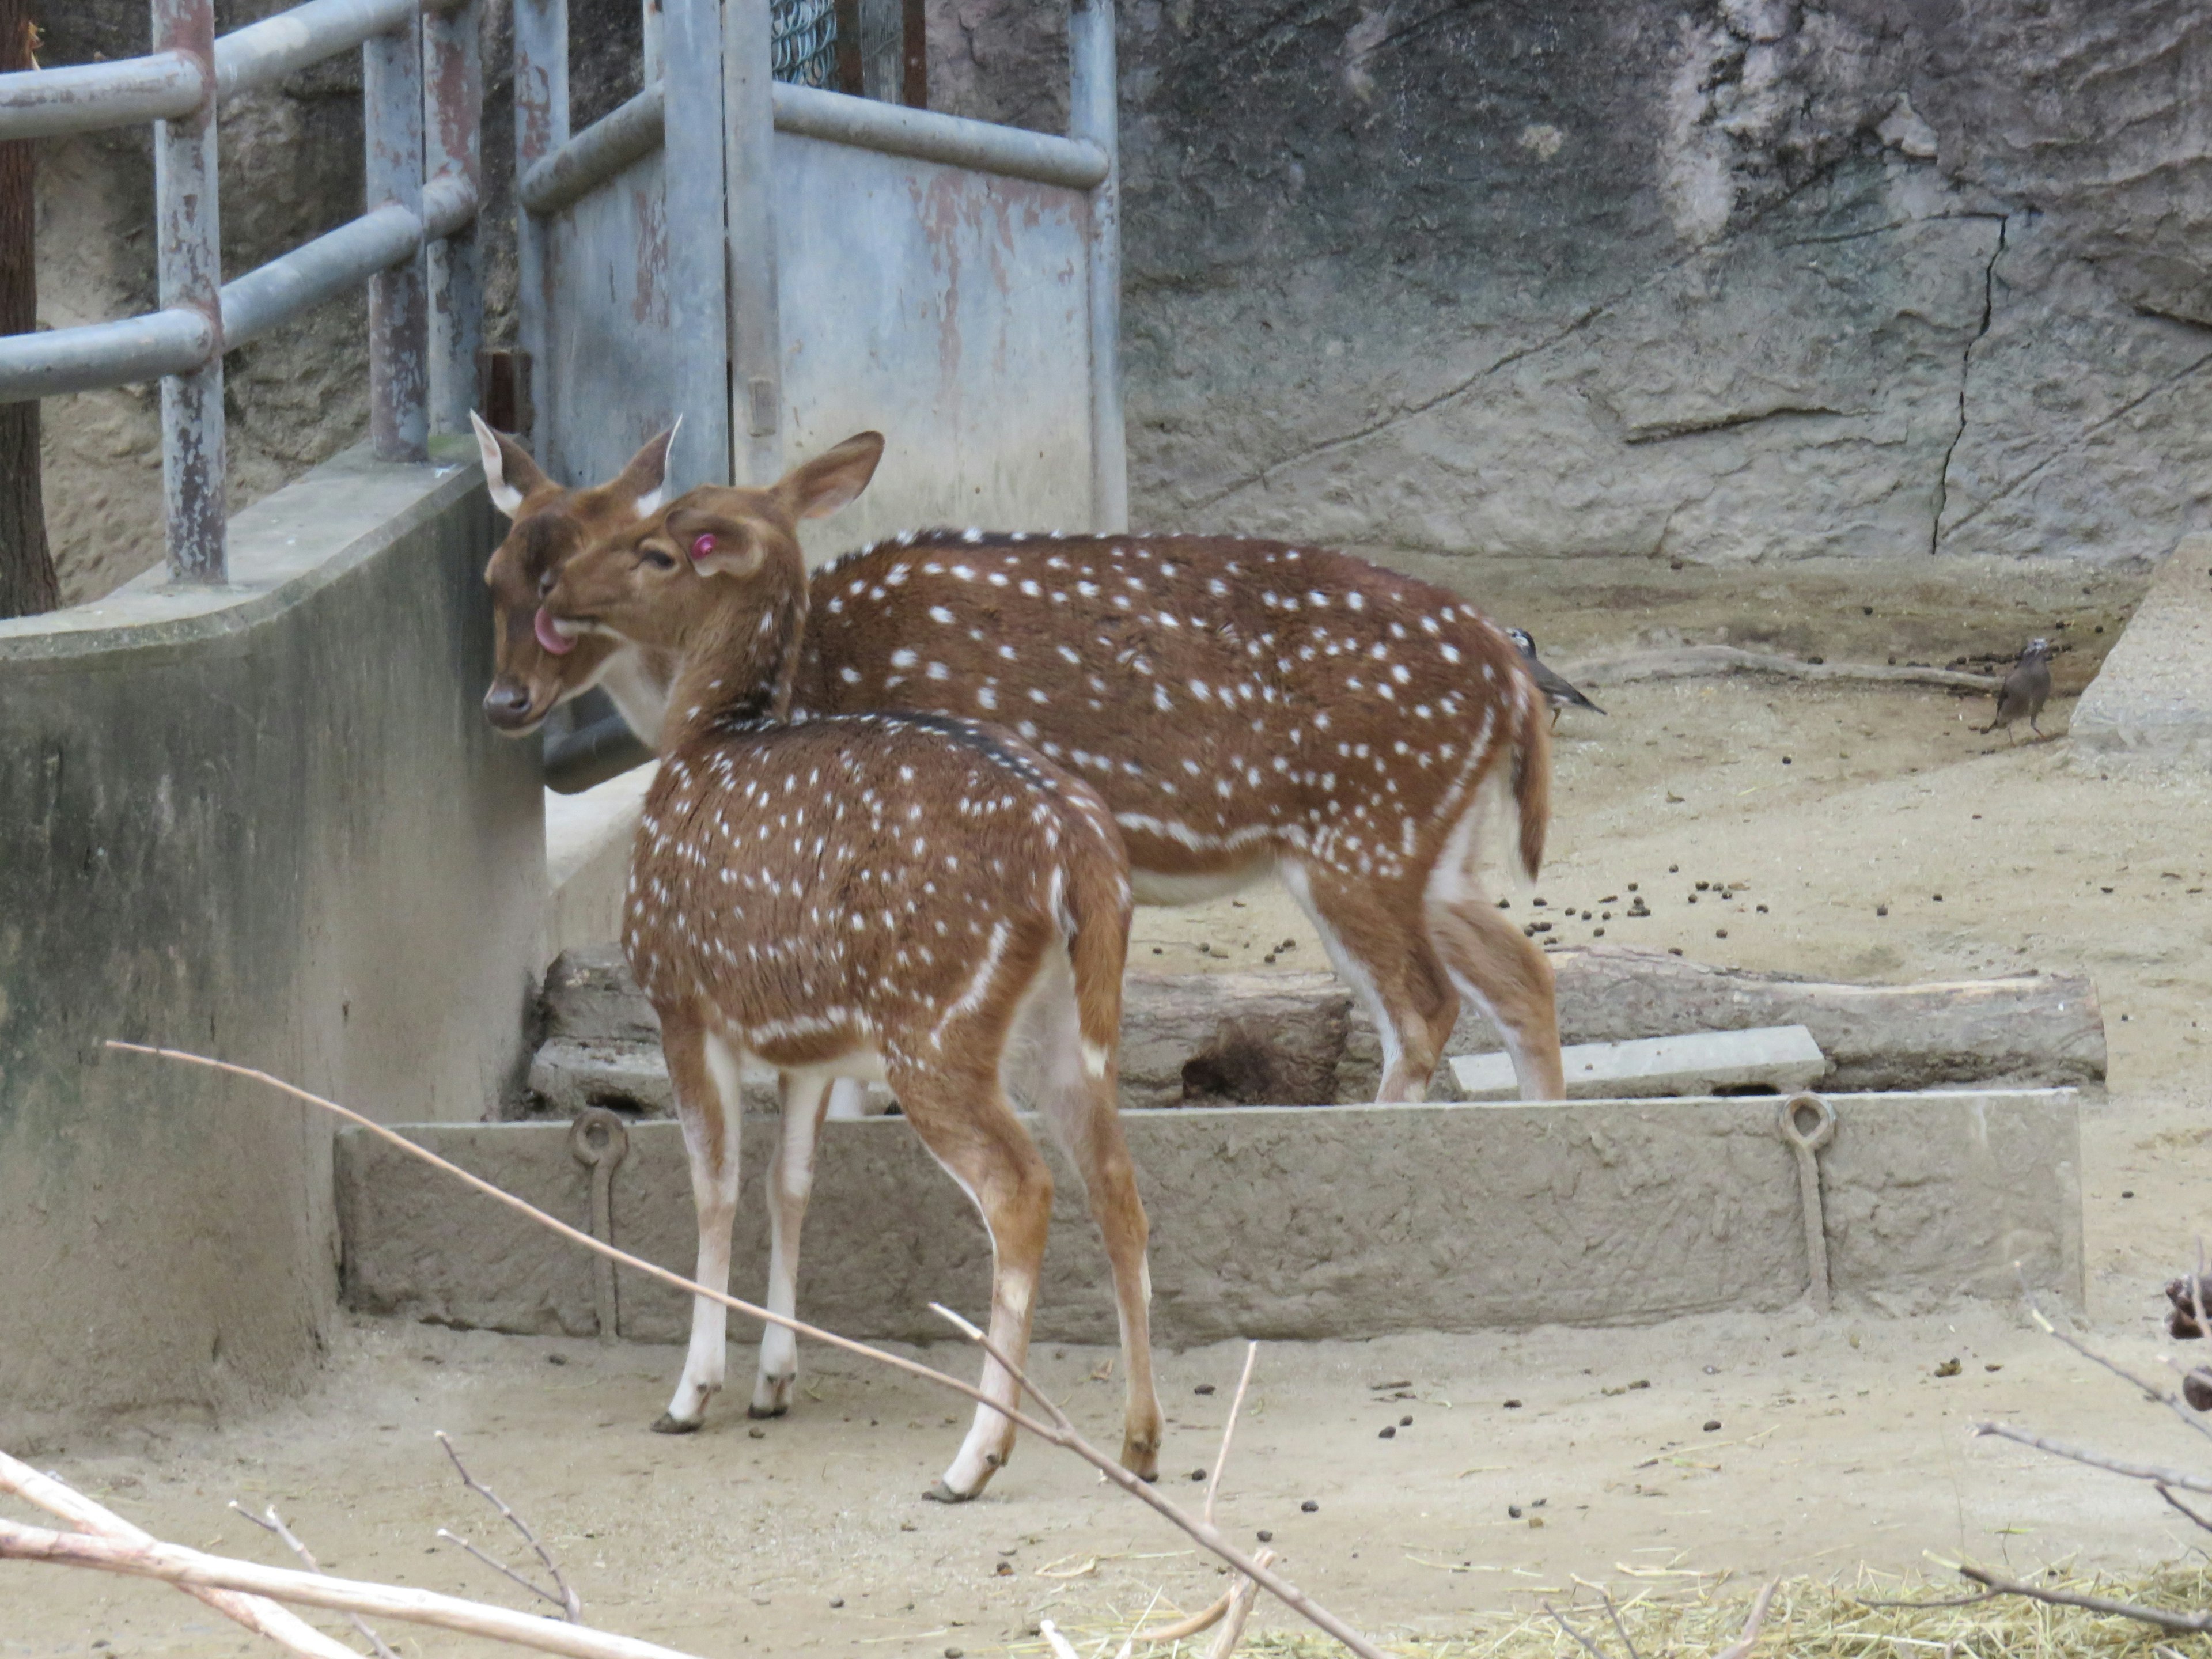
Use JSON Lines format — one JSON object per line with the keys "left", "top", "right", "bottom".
{"left": 0, "top": 0, "right": 482, "bottom": 584}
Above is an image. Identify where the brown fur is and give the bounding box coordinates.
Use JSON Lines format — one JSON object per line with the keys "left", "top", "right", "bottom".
{"left": 539, "top": 437, "right": 1162, "bottom": 1498}
{"left": 476, "top": 435, "right": 1563, "bottom": 1101}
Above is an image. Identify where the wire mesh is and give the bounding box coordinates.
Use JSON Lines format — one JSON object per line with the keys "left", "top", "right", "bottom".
{"left": 771, "top": 0, "right": 839, "bottom": 88}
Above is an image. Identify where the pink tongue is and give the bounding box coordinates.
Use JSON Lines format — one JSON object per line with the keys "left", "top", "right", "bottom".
{"left": 534, "top": 607, "right": 575, "bottom": 656}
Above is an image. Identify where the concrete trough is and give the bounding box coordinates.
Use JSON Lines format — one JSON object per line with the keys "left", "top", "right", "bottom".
{"left": 1451, "top": 1025, "right": 1827, "bottom": 1101}
{"left": 339, "top": 1089, "right": 2082, "bottom": 1348}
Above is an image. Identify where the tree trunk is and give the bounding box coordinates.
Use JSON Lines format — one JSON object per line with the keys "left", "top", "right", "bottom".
{"left": 0, "top": 0, "right": 54, "bottom": 619}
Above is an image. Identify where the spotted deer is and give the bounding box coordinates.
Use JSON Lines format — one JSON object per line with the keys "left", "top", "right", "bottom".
{"left": 536, "top": 432, "right": 1164, "bottom": 1499}
{"left": 469, "top": 412, "right": 681, "bottom": 739}
{"left": 476, "top": 429, "right": 1565, "bottom": 1103}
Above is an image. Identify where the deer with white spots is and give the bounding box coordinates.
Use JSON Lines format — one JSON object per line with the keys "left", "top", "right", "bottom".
{"left": 536, "top": 433, "right": 1163, "bottom": 1500}
{"left": 478, "top": 431, "right": 1565, "bottom": 1103}
{"left": 793, "top": 532, "right": 1567, "bottom": 1101}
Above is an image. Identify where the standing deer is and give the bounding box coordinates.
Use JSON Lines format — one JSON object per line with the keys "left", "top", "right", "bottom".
{"left": 474, "top": 426, "right": 1565, "bottom": 1103}
{"left": 536, "top": 432, "right": 1162, "bottom": 1499}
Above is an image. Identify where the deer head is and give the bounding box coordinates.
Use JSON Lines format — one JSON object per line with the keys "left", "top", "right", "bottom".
{"left": 472, "top": 412, "right": 679, "bottom": 733}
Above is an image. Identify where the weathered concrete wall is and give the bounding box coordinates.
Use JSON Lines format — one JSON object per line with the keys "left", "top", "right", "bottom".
{"left": 338, "top": 1089, "right": 2082, "bottom": 1346}
{"left": 933, "top": 0, "right": 2212, "bottom": 568}
{"left": 0, "top": 450, "right": 544, "bottom": 1441}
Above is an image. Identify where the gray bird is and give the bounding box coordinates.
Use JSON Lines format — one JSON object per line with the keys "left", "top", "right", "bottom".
{"left": 1505, "top": 627, "right": 1605, "bottom": 726}
{"left": 1980, "top": 637, "right": 2054, "bottom": 740}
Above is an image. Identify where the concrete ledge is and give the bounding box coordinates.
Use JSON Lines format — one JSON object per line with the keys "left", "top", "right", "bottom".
{"left": 1452, "top": 1025, "right": 1825, "bottom": 1100}
{"left": 339, "top": 1089, "right": 2082, "bottom": 1347}
{"left": 2074, "top": 533, "right": 2212, "bottom": 766}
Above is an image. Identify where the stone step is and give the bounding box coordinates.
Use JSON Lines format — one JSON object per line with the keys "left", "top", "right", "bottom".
{"left": 1451, "top": 1024, "right": 1826, "bottom": 1101}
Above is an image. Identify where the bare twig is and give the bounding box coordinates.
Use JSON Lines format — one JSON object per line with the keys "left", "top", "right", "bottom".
{"left": 1714, "top": 1579, "right": 1779, "bottom": 1659}
{"left": 0, "top": 1449, "right": 357, "bottom": 1659}
{"left": 1855, "top": 1590, "right": 2001, "bottom": 1611}
{"left": 110, "top": 1041, "right": 1392, "bottom": 1659}
{"left": 1602, "top": 1591, "right": 1643, "bottom": 1659}
{"left": 1134, "top": 1589, "right": 1234, "bottom": 1643}
{"left": 2018, "top": 1279, "right": 2212, "bottom": 1446}
{"left": 2158, "top": 1484, "right": 2212, "bottom": 1535}
{"left": 0, "top": 1517, "right": 699, "bottom": 1659}
{"left": 1205, "top": 1343, "right": 1259, "bottom": 1529}
{"left": 437, "top": 1431, "right": 582, "bottom": 1622}
{"left": 1957, "top": 1562, "right": 2212, "bottom": 1634}
{"left": 232, "top": 1501, "right": 397, "bottom": 1659}
{"left": 1543, "top": 1601, "right": 1613, "bottom": 1659}
{"left": 1971, "top": 1422, "right": 2212, "bottom": 1494}
{"left": 1038, "top": 1620, "right": 1082, "bottom": 1659}
{"left": 1207, "top": 1548, "right": 1276, "bottom": 1659}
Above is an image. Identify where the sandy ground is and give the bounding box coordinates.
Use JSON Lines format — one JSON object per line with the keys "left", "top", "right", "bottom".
{"left": 9, "top": 554, "right": 2212, "bottom": 1658}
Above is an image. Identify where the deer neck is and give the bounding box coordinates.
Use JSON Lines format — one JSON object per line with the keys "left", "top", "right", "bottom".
{"left": 661, "top": 560, "right": 810, "bottom": 749}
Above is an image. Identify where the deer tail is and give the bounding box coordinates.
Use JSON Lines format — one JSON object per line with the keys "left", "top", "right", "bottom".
{"left": 1060, "top": 805, "right": 1134, "bottom": 1081}
{"left": 1509, "top": 669, "right": 1551, "bottom": 881}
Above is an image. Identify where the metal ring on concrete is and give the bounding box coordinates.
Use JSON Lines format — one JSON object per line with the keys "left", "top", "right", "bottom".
{"left": 1779, "top": 1092, "right": 1836, "bottom": 1314}
{"left": 569, "top": 1107, "right": 631, "bottom": 1342}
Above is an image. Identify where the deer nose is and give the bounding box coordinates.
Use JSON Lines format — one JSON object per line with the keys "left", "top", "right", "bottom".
{"left": 482, "top": 680, "right": 537, "bottom": 729}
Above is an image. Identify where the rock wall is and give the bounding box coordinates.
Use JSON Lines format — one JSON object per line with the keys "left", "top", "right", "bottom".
{"left": 31, "top": 2, "right": 2212, "bottom": 599}
{"left": 933, "top": 0, "right": 2212, "bottom": 567}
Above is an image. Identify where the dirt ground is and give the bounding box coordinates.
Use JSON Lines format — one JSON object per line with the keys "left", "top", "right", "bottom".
{"left": 10, "top": 554, "right": 2212, "bottom": 1658}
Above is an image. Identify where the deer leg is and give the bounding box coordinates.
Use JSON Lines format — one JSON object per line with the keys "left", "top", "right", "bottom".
{"left": 1025, "top": 978, "right": 1163, "bottom": 1480}
{"left": 656, "top": 1012, "right": 745, "bottom": 1433}
{"left": 751, "top": 1069, "right": 832, "bottom": 1419}
{"left": 1425, "top": 891, "right": 1566, "bottom": 1100}
{"left": 895, "top": 1063, "right": 1056, "bottom": 1502}
{"left": 1281, "top": 862, "right": 1459, "bottom": 1102}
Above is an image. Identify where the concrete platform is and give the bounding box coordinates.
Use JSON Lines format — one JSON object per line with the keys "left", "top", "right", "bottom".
{"left": 338, "top": 1090, "right": 2082, "bottom": 1347}
{"left": 2073, "top": 533, "right": 2212, "bottom": 766}
{"left": 1451, "top": 1025, "right": 1826, "bottom": 1100}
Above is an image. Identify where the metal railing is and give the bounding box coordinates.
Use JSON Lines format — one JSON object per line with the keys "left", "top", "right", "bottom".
{"left": 0, "top": 0, "right": 483, "bottom": 584}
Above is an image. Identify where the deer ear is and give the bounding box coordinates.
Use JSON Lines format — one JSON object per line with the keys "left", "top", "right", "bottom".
{"left": 668, "top": 509, "right": 763, "bottom": 579}
{"left": 616, "top": 416, "right": 681, "bottom": 516}
{"left": 471, "top": 411, "right": 550, "bottom": 517}
{"left": 777, "top": 431, "right": 884, "bottom": 521}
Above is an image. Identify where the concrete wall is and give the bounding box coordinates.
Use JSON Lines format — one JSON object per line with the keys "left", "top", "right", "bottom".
{"left": 338, "top": 1089, "right": 2083, "bottom": 1347}
{"left": 0, "top": 451, "right": 544, "bottom": 1442}
{"left": 934, "top": 0, "right": 2212, "bottom": 569}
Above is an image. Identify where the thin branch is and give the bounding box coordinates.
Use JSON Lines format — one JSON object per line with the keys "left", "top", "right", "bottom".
{"left": 232, "top": 1501, "right": 397, "bottom": 1659}
{"left": 0, "top": 1449, "right": 358, "bottom": 1659}
{"left": 1542, "top": 1601, "right": 1613, "bottom": 1659}
{"left": 2158, "top": 1485, "right": 2212, "bottom": 1536}
{"left": 1957, "top": 1563, "right": 2212, "bottom": 1634}
{"left": 1039, "top": 1621, "right": 1082, "bottom": 1659}
{"left": 2018, "top": 1281, "right": 2212, "bottom": 1446}
{"left": 437, "top": 1530, "right": 572, "bottom": 1618}
{"left": 0, "top": 1517, "right": 699, "bottom": 1659}
{"left": 1855, "top": 1590, "right": 2001, "bottom": 1611}
{"left": 1205, "top": 1343, "right": 1259, "bottom": 1530}
{"left": 1602, "top": 1592, "right": 1643, "bottom": 1659}
{"left": 1207, "top": 1548, "right": 1276, "bottom": 1659}
{"left": 927, "top": 1302, "right": 1073, "bottom": 1431}
{"left": 1135, "top": 1589, "right": 1233, "bottom": 1643}
{"left": 1971, "top": 1422, "right": 2212, "bottom": 1494}
{"left": 109, "top": 1041, "right": 1392, "bottom": 1659}
{"left": 437, "top": 1431, "right": 581, "bottom": 1622}
{"left": 1714, "top": 1580, "right": 1779, "bottom": 1659}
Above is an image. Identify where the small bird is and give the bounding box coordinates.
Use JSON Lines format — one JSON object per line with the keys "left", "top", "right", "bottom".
{"left": 1505, "top": 627, "right": 1605, "bottom": 726}
{"left": 1980, "top": 637, "right": 2054, "bottom": 740}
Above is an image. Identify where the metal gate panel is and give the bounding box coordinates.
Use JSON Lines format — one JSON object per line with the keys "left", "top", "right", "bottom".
{"left": 774, "top": 134, "right": 1097, "bottom": 544}
{"left": 539, "top": 148, "right": 681, "bottom": 488}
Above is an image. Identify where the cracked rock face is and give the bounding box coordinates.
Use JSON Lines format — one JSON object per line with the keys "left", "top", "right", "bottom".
{"left": 941, "top": 0, "right": 2212, "bottom": 567}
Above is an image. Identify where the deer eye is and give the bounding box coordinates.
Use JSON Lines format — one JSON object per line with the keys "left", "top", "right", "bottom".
{"left": 639, "top": 544, "right": 677, "bottom": 571}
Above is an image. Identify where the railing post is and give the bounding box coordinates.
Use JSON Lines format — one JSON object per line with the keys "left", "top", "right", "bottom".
{"left": 664, "top": 0, "right": 730, "bottom": 491}
{"left": 152, "top": 0, "right": 225, "bottom": 582}
{"left": 365, "top": 14, "right": 427, "bottom": 460}
{"left": 424, "top": 0, "right": 482, "bottom": 444}
{"left": 513, "top": 0, "right": 567, "bottom": 460}
{"left": 722, "top": 0, "right": 783, "bottom": 487}
{"left": 1069, "top": 0, "right": 1124, "bottom": 534}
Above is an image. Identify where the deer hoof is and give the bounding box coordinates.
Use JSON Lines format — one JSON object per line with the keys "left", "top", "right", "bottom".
{"left": 922, "top": 1479, "right": 978, "bottom": 1504}
{"left": 745, "top": 1399, "right": 789, "bottom": 1420}
{"left": 651, "top": 1411, "right": 703, "bottom": 1435}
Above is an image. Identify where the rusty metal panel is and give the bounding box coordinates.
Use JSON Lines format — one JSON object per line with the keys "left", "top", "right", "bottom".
{"left": 537, "top": 147, "right": 687, "bottom": 488}
{"left": 772, "top": 132, "right": 1096, "bottom": 544}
